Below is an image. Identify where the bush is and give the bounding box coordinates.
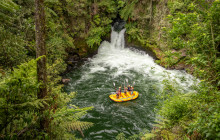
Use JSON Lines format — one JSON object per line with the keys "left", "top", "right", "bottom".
{"left": 189, "top": 102, "right": 220, "bottom": 139}
{"left": 159, "top": 95, "right": 192, "bottom": 126}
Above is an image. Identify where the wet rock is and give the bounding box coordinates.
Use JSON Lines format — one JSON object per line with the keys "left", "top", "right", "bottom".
{"left": 112, "top": 16, "right": 126, "bottom": 32}
{"left": 174, "top": 63, "right": 186, "bottom": 70}
{"left": 171, "top": 49, "right": 187, "bottom": 57}
{"left": 62, "top": 78, "right": 71, "bottom": 84}
{"left": 113, "top": 21, "right": 126, "bottom": 32}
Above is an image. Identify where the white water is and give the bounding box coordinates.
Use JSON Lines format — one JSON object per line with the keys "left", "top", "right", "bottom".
{"left": 81, "top": 28, "right": 197, "bottom": 92}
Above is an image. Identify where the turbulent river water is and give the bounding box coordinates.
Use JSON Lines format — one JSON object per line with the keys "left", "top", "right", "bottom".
{"left": 64, "top": 28, "right": 196, "bottom": 139}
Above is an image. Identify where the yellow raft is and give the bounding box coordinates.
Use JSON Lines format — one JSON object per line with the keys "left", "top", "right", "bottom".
{"left": 109, "top": 91, "right": 139, "bottom": 102}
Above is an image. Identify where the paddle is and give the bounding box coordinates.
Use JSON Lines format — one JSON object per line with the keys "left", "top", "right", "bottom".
{"left": 131, "top": 81, "right": 135, "bottom": 95}
{"left": 113, "top": 82, "right": 117, "bottom": 94}
{"left": 125, "top": 78, "right": 128, "bottom": 87}
{"left": 132, "top": 81, "right": 136, "bottom": 87}
{"left": 124, "top": 80, "right": 126, "bottom": 93}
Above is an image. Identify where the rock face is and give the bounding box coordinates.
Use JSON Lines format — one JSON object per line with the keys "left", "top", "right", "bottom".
{"left": 113, "top": 21, "right": 126, "bottom": 32}
{"left": 67, "top": 54, "right": 80, "bottom": 64}
{"left": 66, "top": 48, "right": 81, "bottom": 67}
{"left": 153, "top": 47, "right": 191, "bottom": 70}
{"left": 170, "top": 49, "right": 188, "bottom": 70}
{"left": 112, "top": 16, "right": 126, "bottom": 32}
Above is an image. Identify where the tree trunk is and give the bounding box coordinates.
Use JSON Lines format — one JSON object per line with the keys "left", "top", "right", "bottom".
{"left": 150, "top": 0, "right": 152, "bottom": 23}
{"left": 35, "top": 0, "right": 48, "bottom": 131}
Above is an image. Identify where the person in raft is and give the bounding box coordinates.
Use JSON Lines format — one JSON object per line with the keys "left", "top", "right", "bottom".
{"left": 116, "top": 87, "right": 121, "bottom": 98}
{"left": 116, "top": 91, "right": 119, "bottom": 98}
{"left": 127, "top": 85, "right": 131, "bottom": 93}
{"left": 124, "top": 86, "right": 127, "bottom": 95}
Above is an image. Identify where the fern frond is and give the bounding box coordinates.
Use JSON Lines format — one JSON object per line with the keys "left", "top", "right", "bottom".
{"left": 45, "top": 7, "right": 58, "bottom": 17}
{"left": 0, "top": 0, "right": 19, "bottom": 12}
{"left": 72, "top": 111, "right": 88, "bottom": 121}
{"left": 120, "top": 0, "right": 138, "bottom": 20}
{"left": 13, "top": 99, "right": 48, "bottom": 109}
{"left": 65, "top": 121, "right": 93, "bottom": 131}
{"left": 152, "top": 116, "right": 170, "bottom": 129}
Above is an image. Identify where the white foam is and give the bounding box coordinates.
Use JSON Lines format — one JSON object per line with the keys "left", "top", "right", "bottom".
{"left": 79, "top": 29, "right": 198, "bottom": 92}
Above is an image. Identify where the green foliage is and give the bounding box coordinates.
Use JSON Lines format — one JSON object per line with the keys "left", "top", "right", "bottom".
{"left": 98, "top": 0, "right": 117, "bottom": 14}
{"left": 1, "top": 1, "right": 122, "bottom": 137}
{"left": 116, "top": 132, "right": 139, "bottom": 140}
{"left": 189, "top": 102, "right": 220, "bottom": 139}
{"left": 0, "top": 0, "right": 19, "bottom": 23}
{"left": 125, "top": 22, "right": 149, "bottom": 46}
{"left": 117, "top": 0, "right": 125, "bottom": 9}
{"left": 159, "top": 95, "right": 192, "bottom": 125}
{"left": 147, "top": 77, "right": 220, "bottom": 139}
{"left": 120, "top": 0, "right": 152, "bottom": 48}
{"left": 187, "top": 82, "right": 220, "bottom": 139}
{"left": 162, "top": 0, "right": 220, "bottom": 83}
{"left": 120, "top": 0, "right": 138, "bottom": 21}
{"left": 142, "top": 117, "right": 169, "bottom": 140}
{"left": 0, "top": 0, "right": 30, "bottom": 70}
{"left": 0, "top": 26, "right": 27, "bottom": 70}
{"left": 0, "top": 59, "right": 93, "bottom": 139}
{"left": 86, "top": 26, "right": 109, "bottom": 48}
{"left": 0, "top": 59, "right": 41, "bottom": 138}
{"left": 162, "top": 50, "right": 181, "bottom": 68}
{"left": 167, "top": 0, "right": 185, "bottom": 14}
{"left": 44, "top": 0, "right": 119, "bottom": 50}
{"left": 49, "top": 104, "right": 93, "bottom": 139}
{"left": 116, "top": 133, "right": 126, "bottom": 140}
{"left": 125, "top": 23, "right": 140, "bottom": 42}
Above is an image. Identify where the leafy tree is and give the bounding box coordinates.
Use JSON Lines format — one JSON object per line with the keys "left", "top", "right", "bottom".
{"left": 0, "top": 0, "right": 29, "bottom": 70}
{"left": 0, "top": 0, "right": 95, "bottom": 139}
{"left": 163, "top": 0, "right": 220, "bottom": 83}
{"left": 0, "top": 58, "right": 93, "bottom": 139}
{"left": 35, "top": 0, "right": 48, "bottom": 132}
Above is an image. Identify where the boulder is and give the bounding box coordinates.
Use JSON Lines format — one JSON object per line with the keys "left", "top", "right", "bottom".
{"left": 62, "top": 79, "right": 71, "bottom": 84}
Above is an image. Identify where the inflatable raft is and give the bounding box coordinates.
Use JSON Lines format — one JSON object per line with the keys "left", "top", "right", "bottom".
{"left": 109, "top": 91, "right": 139, "bottom": 102}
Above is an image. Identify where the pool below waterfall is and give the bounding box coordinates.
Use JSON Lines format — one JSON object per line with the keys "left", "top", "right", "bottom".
{"left": 64, "top": 28, "right": 196, "bottom": 139}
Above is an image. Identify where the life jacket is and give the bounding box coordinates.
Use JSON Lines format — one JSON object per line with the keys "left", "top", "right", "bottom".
{"left": 127, "top": 87, "right": 130, "bottom": 91}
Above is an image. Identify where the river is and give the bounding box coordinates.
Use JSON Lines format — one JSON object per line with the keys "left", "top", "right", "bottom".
{"left": 64, "top": 28, "right": 196, "bottom": 139}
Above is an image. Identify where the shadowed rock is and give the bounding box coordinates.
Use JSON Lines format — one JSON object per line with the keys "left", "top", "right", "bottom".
{"left": 113, "top": 20, "right": 126, "bottom": 32}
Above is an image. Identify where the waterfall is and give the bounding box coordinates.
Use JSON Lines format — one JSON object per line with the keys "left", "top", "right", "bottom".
{"left": 111, "top": 28, "right": 126, "bottom": 49}
{"left": 98, "top": 28, "right": 126, "bottom": 53}
{"left": 96, "top": 28, "right": 197, "bottom": 91}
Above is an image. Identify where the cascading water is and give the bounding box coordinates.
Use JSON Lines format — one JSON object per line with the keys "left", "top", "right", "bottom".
{"left": 65, "top": 28, "right": 197, "bottom": 139}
